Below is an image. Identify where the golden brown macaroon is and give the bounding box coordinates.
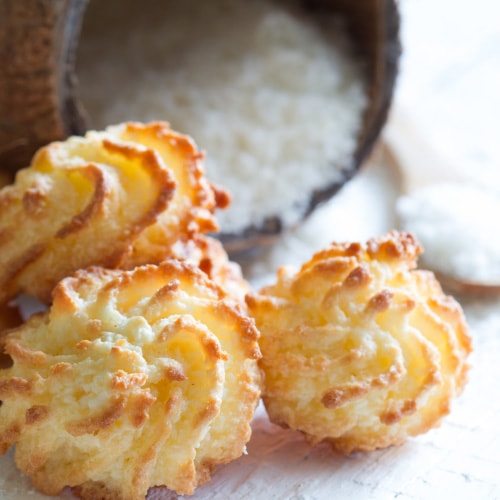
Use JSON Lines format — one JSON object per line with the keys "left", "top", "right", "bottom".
{"left": 0, "top": 121, "right": 229, "bottom": 304}
{"left": 171, "top": 235, "right": 251, "bottom": 307}
{"left": 0, "top": 260, "right": 261, "bottom": 499}
{"left": 246, "top": 231, "right": 471, "bottom": 454}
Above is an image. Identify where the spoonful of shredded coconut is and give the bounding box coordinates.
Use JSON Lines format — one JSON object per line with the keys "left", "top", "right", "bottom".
{"left": 385, "top": 108, "right": 500, "bottom": 294}
{"left": 397, "top": 182, "right": 500, "bottom": 290}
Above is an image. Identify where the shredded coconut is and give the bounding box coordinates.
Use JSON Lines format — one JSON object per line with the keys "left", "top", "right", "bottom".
{"left": 77, "top": 0, "right": 367, "bottom": 234}
{"left": 396, "top": 182, "right": 500, "bottom": 285}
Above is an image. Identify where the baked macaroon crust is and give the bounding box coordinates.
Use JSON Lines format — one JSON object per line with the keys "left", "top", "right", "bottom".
{"left": 170, "top": 234, "right": 251, "bottom": 307}
{"left": 0, "top": 260, "right": 261, "bottom": 499}
{"left": 246, "top": 231, "right": 471, "bottom": 454}
{"left": 0, "top": 121, "right": 228, "bottom": 304}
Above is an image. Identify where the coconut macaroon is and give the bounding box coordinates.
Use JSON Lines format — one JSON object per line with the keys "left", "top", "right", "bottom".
{"left": 0, "top": 121, "right": 229, "bottom": 304}
{"left": 0, "top": 260, "right": 261, "bottom": 498}
{"left": 246, "top": 231, "right": 471, "bottom": 454}
{"left": 171, "top": 234, "right": 251, "bottom": 307}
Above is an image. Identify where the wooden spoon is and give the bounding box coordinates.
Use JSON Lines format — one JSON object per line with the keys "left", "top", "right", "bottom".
{"left": 382, "top": 107, "right": 500, "bottom": 295}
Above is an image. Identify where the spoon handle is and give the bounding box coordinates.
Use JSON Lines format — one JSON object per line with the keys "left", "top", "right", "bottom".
{"left": 382, "top": 105, "right": 463, "bottom": 194}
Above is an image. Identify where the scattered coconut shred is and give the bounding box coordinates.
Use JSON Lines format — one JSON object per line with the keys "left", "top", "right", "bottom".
{"left": 77, "top": 0, "right": 367, "bottom": 235}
